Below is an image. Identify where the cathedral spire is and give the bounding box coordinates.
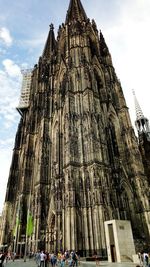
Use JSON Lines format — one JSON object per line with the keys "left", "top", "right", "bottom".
{"left": 42, "top": 23, "right": 56, "bottom": 59}
{"left": 65, "top": 0, "right": 87, "bottom": 23}
{"left": 133, "top": 90, "right": 150, "bottom": 134}
{"left": 133, "top": 90, "right": 144, "bottom": 120}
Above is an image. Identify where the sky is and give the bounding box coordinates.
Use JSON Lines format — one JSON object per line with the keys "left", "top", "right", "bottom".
{"left": 0, "top": 0, "right": 150, "bottom": 213}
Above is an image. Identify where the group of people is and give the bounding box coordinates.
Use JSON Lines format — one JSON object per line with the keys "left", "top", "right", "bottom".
{"left": 35, "top": 250, "right": 79, "bottom": 267}
{"left": 1, "top": 249, "right": 150, "bottom": 267}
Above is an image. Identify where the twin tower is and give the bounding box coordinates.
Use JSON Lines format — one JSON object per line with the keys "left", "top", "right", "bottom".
{"left": 1, "top": 0, "right": 150, "bottom": 256}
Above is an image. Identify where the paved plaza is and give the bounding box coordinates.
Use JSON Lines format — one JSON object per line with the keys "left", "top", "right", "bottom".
{"left": 3, "top": 259, "right": 139, "bottom": 267}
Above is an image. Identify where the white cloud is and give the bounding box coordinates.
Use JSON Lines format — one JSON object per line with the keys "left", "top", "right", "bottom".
{"left": 2, "top": 59, "right": 21, "bottom": 78}
{"left": 0, "top": 60, "right": 21, "bottom": 128}
{"left": 0, "top": 138, "right": 14, "bottom": 148}
{"left": 98, "top": 0, "right": 150, "bottom": 128}
{"left": 0, "top": 27, "right": 13, "bottom": 46}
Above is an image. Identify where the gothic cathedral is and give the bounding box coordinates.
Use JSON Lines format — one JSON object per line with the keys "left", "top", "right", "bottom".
{"left": 1, "top": 0, "right": 150, "bottom": 257}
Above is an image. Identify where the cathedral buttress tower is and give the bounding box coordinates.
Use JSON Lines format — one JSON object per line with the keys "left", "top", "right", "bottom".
{"left": 133, "top": 91, "right": 150, "bottom": 186}
{"left": 1, "top": 0, "right": 150, "bottom": 257}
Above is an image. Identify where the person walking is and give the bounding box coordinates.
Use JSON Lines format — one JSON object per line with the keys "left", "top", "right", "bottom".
{"left": 0, "top": 252, "right": 5, "bottom": 267}
{"left": 35, "top": 250, "right": 41, "bottom": 266}
{"left": 94, "top": 251, "right": 100, "bottom": 266}
{"left": 57, "top": 251, "right": 61, "bottom": 266}
{"left": 12, "top": 251, "right": 16, "bottom": 262}
{"left": 143, "top": 252, "right": 149, "bottom": 267}
{"left": 40, "top": 251, "right": 46, "bottom": 267}
{"left": 60, "top": 252, "right": 65, "bottom": 267}
{"left": 72, "top": 251, "right": 78, "bottom": 267}
{"left": 45, "top": 252, "right": 50, "bottom": 267}
{"left": 50, "top": 252, "right": 57, "bottom": 267}
{"left": 138, "top": 252, "right": 143, "bottom": 266}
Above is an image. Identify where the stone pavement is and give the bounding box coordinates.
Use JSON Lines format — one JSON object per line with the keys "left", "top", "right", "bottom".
{"left": 82, "top": 261, "right": 138, "bottom": 266}
{"left": 3, "top": 259, "right": 37, "bottom": 267}
{"left": 3, "top": 259, "right": 139, "bottom": 267}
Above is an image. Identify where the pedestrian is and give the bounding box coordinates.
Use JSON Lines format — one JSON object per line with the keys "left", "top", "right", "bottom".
{"left": 143, "top": 252, "right": 149, "bottom": 267}
{"left": 93, "top": 251, "right": 100, "bottom": 266}
{"left": 60, "top": 252, "right": 65, "bottom": 267}
{"left": 50, "top": 252, "right": 57, "bottom": 267}
{"left": 68, "top": 254, "right": 73, "bottom": 267}
{"left": 45, "top": 252, "right": 50, "bottom": 267}
{"left": 35, "top": 250, "right": 41, "bottom": 266}
{"left": 0, "top": 252, "right": 5, "bottom": 267}
{"left": 57, "top": 251, "right": 61, "bottom": 265}
{"left": 138, "top": 252, "right": 143, "bottom": 266}
{"left": 12, "top": 252, "right": 16, "bottom": 262}
{"left": 40, "top": 251, "right": 46, "bottom": 267}
{"left": 72, "top": 251, "right": 78, "bottom": 267}
{"left": 65, "top": 250, "right": 69, "bottom": 265}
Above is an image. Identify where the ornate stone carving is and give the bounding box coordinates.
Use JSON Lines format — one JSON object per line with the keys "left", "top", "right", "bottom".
{"left": 2, "top": 0, "right": 150, "bottom": 256}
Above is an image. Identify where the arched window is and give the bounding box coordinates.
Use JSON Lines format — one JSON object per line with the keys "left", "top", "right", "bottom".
{"left": 93, "top": 69, "right": 107, "bottom": 108}
{"left": 106, "top": 121, "right": 119, "bottom": 164}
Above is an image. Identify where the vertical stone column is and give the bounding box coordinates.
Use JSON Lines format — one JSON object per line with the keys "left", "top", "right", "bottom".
{"left": 98, "top": 205, "right": 106, "bottom": 253}
{"left": 88, "top": 207, "right": 94, "bottom": 253}
{"left": 65, "top": 207, "right": 71, "bottom": 250}
{"left": 95, "top": 204, "right": 103, "bottom": 253}
{"left": 83, "top": 208, "right": 89, "bottom": 255}
{"left": 62, "top": 207, "right": 65, "bottom": 250}
{"left": 71, "top": 207, "right": 75, "bottom": 250}
{"left": 57, "top": 213, "right": 61, "bottom": 251}
{"left": 92, "top": 207, "right": 99, "bottom": 251}
{"left": 37, "top": 199, "right": 41, "bottom": 250}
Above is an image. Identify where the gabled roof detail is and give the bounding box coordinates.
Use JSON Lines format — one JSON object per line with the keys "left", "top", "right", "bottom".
{"left": 65, "top": 0, "right": 87, "bottom": 23}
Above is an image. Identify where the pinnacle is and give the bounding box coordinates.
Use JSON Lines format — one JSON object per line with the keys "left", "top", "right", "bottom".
{"left": 42, "top": 24, "right": 56, "bottom": 59}
{"left": 133, "top": 90, "right": 144, "bottom": 120}
{"left": 100, "top": 31, "right": 109, "bottom": 54}
{"left": 65, "top": 0, "right": 87, "bottom": 23}
{"left": 49, "top": 23, "right": 54, "bottom": 31}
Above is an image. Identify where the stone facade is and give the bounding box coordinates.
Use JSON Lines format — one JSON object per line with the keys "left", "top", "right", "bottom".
{"left": 1, "top": 0, "right": 150, "bottom": 257}
{"left": 139, "top": 134, "right": 150, "bottom": 186}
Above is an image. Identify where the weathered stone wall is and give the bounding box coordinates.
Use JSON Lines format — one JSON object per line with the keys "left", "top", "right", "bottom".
{"left": 1, "top": 0, "right": 150, "bottom": 257}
